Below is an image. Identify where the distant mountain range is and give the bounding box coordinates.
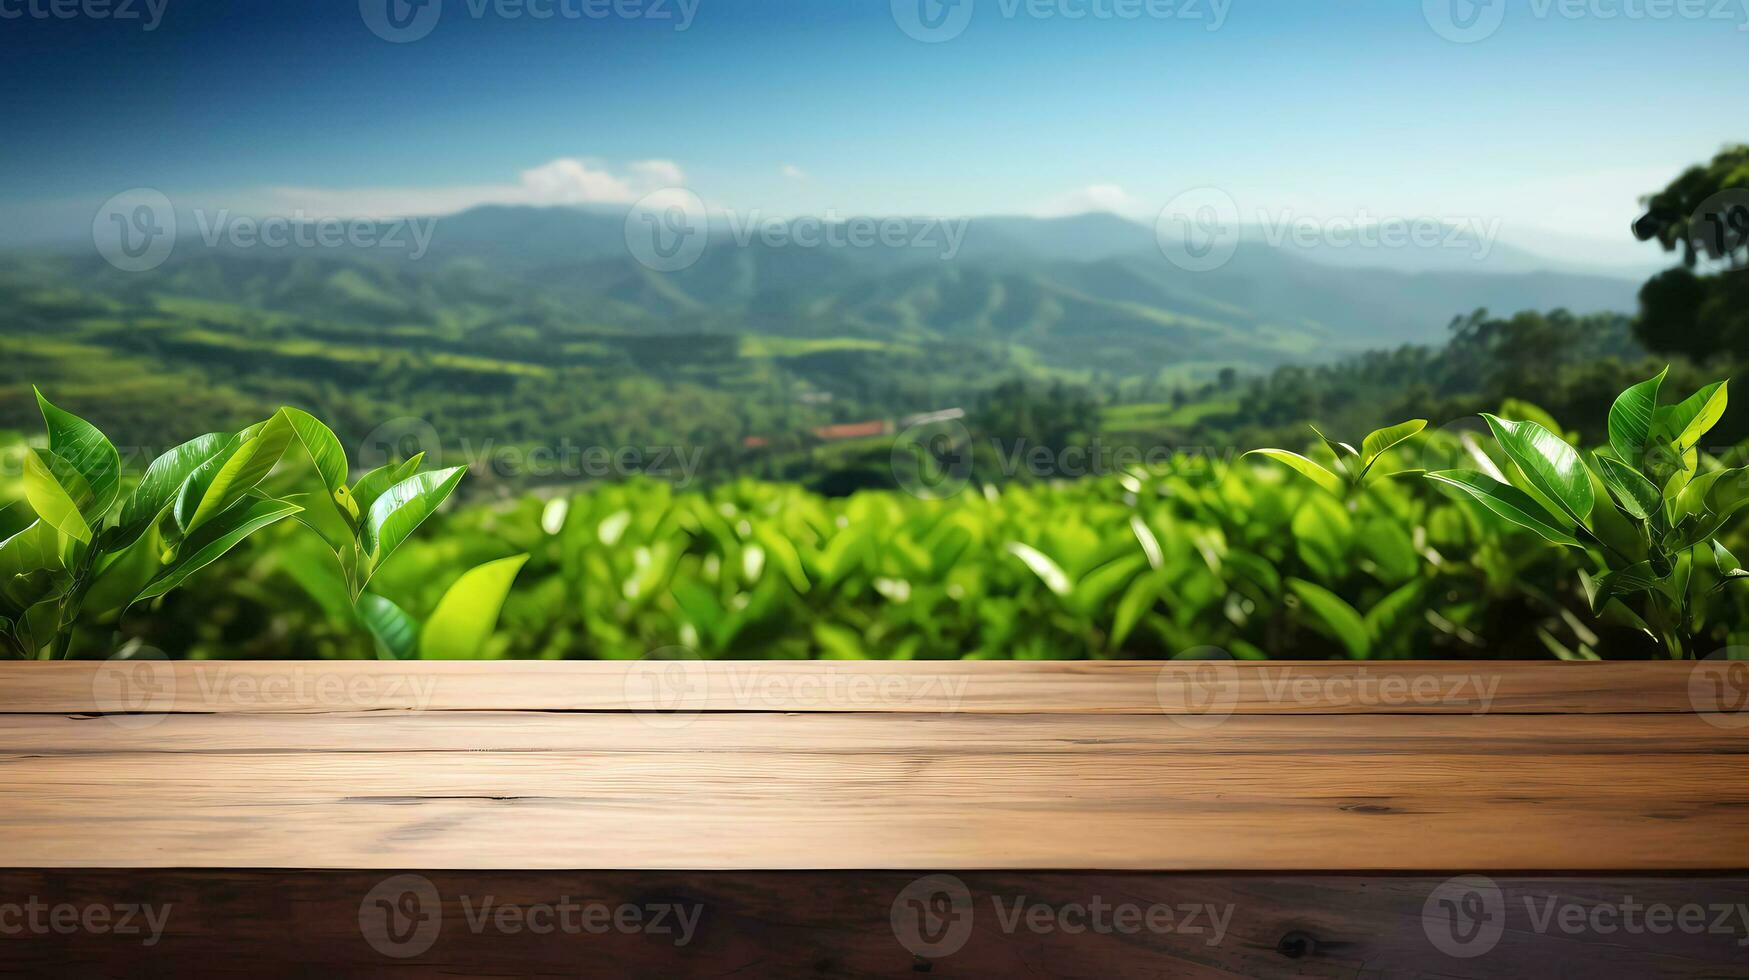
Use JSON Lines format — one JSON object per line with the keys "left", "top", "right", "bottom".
{"left": 9, "top": 206, "right": 1651, "bottom": 379}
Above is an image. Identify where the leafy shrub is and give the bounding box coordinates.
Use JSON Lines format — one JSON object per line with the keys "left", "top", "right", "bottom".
{"left": 8, "top": 383, "right": 1747, "bottom": 662}
{"left": 0, "top": 391, "right": 522, "bottom": 660}
{"left": 1257, "top": 370, "right": 1749, "bottom": 658}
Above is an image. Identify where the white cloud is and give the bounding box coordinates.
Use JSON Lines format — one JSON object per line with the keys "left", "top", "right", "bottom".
{"left": 1033, "top": 183, "right": 1143, "bottom": 218}
{"left": 222, "top": 158, "right": 689, "bottom": 220}
{"left": 780, "top": 164, "right": 809, "bottom": 180}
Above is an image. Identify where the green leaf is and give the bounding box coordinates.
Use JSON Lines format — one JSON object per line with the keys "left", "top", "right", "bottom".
{"left": 179, "top": 414, "right": 294, "bottom": 534}
{"left": 1359, "top": 419, "right": 1427, "bottom": 472}
{"left": 34, "top": 388, "right": 121, "bottom": 518}
{"left": 1110, "top": 569, "right": 1164, "bottom": 650}
{"left": 16, "top": 601, "right": 62, "bottom": 659}
{"left": 0, "top": 520, "right": 64, "bottom": 581}
{"left": 1482, "top": 414, "right": 1594, "bottom": 522}
{"left": 78, "top": 522, "right": 166, "bottom": 618}
{"left": 1712, "top": 539, "right": 1746, "bottom": 578}
{"left": 280, "top": 408, "right": 348, "bottom": 492}
{"left": 754, "top": 525, "right": 810, "bottom": 594}
{"left": 1307, "top": 424, "right": 1357, "bottom": 478}
{"left": 1654, "top": 380, "right": 1728, "bottom": 452}
{"left": 350, "top": 454, "right": 425, "bottom": 516}
{"left": 282, "top": 408, "right": 358, "bottom": 523}
{"left": 360, "top": 467, "right": 466, "bottom": 573}
{"left": 1607, "top": 367, "right": 1667, "bottom": 471}
{"left": 1425, "top": 470, "right": 1581, "bottom": 546}
{"left": 1005, "top": 541, "right": 1072, "bottom": 597}
{"left": 1363, "top": 579, "right": 1424, "bottom": 642}
{"left": 671, "top": 580, "right": 726, "bottom": 649}
{"left": 1244, "top": 449, "right": 1344, "bottom": 496}
{"left": 419, "top": 554, "right": 529, "bottom": 659}
{"left": 1671, "top": 467, "right": 1747, "bottom": 546}
{"left": 357, "top": 592, "right": 419, "bottom": 661}
{"left": 1595, "top": 454, "right": 1662, "bottom": 521}
{"left": 1583, "top": 460, "right": 1649, "bottom": 563}
{"left": 0, "top": 502, "right": 32, "bottom": 542}
{"left": 1129, "top": 514, "right": 1163, "bottom": 571}
{"left": 23, "top": 450, "right": 91, "bottom": 545}
{"left": 2, "top": 570, "right": 66, "bottom": 622}
{"left": 1072, "top": 553, "right": 1146, "bottom": 617}
{"left": 1536, "top": 628, "right": 1599, "bottom": 661}
{"left": 813, "top": 622, "right": 865, "bottom": 660}
{"left": 1590, "top": 561, "right": 1661, "bottom": 614}
{"left": 1287, "top": 578, "right": 1370, "bottom": 659}
{"left": 116, "top": 433, "right": 232, "bottom": 549}
{"left": 134, "top": 497, "right": 303, "bottom": 604}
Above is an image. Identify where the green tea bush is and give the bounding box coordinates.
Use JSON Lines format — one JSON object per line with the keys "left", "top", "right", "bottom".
{"left": 0, "top": 392, "right": 521, "bottom": 659}
{"left": 6, "top": 379, "right": 1746, "bottom": 661}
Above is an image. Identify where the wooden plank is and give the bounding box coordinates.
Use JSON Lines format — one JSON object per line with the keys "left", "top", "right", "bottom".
{"left": 2, "top": 660, "right": 1739, "bottom": 715}
{"left": 3, "top": 710, "right": 1746, "bottom": 871}
{"left": 2, "top": 870, "right": 1747, "bottom": 978}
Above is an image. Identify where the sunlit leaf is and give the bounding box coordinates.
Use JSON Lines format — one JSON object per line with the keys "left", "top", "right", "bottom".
{"left": 1005, "top": 542, "right": 1071, "bottom": 597}
{"left": 419, "top": 554, "right": 529, "bottom": 659}
{"left": 34, "top": 388, "right": 120, "bottom": 518}
{"left": 1425, "top": 470, "right": 1580, "bottom": 547}
{"left": 1654, "top": 380, "right": 1728, "bottom": 452}
{"left": 350, "top": 454, "right": 424, "bottom": 516}
{"left": 1244, "top": 449, "right": 1343, "bottom": 496}
{"left": 1359, "top": 419, "right": 1427, "bottom": 473}
{"left": 360, "top": 467, "right": 466, "bottom": 576}
{"left": 116, "top": 433, "right": 231, "bottom": 549}
{"left": 178, "top": 413, "right": 294, "bottom": 534}
{"left": 282, "top": 407, "right": 357, "bottom": 522}
{"left": 1713, "top": 539, "right": 1747, "bottom": 579}
{"left": 1482, "top": 413, "right": 1593, "bottom": 521}
{"left": 1595, "top": 453, "right": 1661, "bottom": 521}
{"left": 23, "top": 450, "right": 91, "bottom": 545}
{"left": 135, "top": 497, "right": 303, "bottom": 604}
{"left": 1606, "top": 367, "right": 1667, "bottom": 471}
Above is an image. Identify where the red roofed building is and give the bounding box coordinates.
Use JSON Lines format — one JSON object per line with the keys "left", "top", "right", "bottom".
{"left": 810, "top": 420, "right": 892, "bottom": 441}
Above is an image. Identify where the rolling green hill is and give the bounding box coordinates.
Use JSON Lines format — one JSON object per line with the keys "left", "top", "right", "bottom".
{"left": 0, "top": 207, "right": 1644, "bottom": 488}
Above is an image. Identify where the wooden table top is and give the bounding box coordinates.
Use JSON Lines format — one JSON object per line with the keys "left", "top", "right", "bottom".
{"left": 3, "top": 660, "right": 1746, "bottom": 871}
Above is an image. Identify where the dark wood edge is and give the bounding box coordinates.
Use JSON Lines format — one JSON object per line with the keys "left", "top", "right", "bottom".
{"left": 3, "top": 870, "right": 1745, "bottom": 978}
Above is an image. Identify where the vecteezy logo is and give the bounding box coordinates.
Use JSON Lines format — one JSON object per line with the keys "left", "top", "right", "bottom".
{"left": 1423, "top": 0, "right": 1506, "bottom": 43}
{"left": 357, "top": 416, "right": 444, "bottom": 470}
{"left": 1692, "top": 648, "right": 1749, "bottom": 730}
{"left": 1154, "top": 188, "right": 1240, "bottom": 273}
{"left": 1688, "top": 189, "right": 1749, "bottom": 267}
{"left": 891, "top": 874, "right": 974, "bottom": 958}
{"left": 1422, "top": 875, "right": 1506, "bottom": 958}
{"left": 891, "top": 0, "right": 974, "bottom": 42}
{"left": 891, "top": 418, "right": 973, "bottom": 499}
{"left": 359, "top": 874, "right": 442, "bottom": 958}
{"left": 623, "top": 646, "right": 708, "bottom": 729}
{"left": 90, "top": 645, "right": 176, "bottom": 731}
{"left": 361, "top": 0, "right": 443, "bottom": 42}
{"left": 93, "top": 189, "right": 175, "bottom": 273}
{"left": 1155, "top": 647, "right": 1240, "bottom": 730}
{"left": 624, "top": 188, "right": 708, "bottom": 272}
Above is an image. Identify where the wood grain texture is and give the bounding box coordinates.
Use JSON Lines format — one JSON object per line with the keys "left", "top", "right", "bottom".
{"left": 2, "top": 870, "right": 1747, "bottom": 978}
{"left": 2, "top": 659, "right": 1738, "bottom": 714}
{"left": 1, "top": 660, "right": 1747, "bottom": 871}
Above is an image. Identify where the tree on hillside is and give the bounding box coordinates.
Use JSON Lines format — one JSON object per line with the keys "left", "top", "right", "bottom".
{"left": 1631, "top": 145, "right": 1749, "bottom": 360}
{"left": 1631, "top": 144, "right": 1749, "bottom": 268}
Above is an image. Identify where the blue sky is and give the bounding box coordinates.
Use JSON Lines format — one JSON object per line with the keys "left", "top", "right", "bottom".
{"left": 1, "top": 0, "right": 1743, "bottom": 264}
